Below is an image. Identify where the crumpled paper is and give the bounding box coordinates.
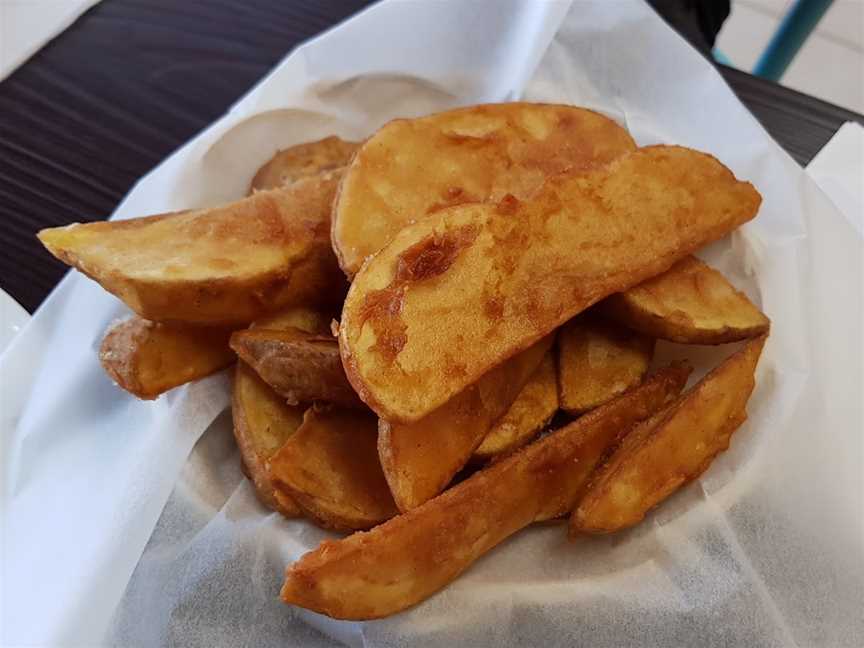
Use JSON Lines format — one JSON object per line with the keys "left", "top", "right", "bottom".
{"left": 0, "top": 0, "right": 102, "bottom": 81}
{"left": 805, "top": 121, "right": 864, "bottom": 235}
{"left": 2, "top": 1, "right": 861, "bottom": 647}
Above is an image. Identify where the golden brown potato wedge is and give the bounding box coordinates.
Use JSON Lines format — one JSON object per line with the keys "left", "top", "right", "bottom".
{"left": 473, "top": 351, "right": 558, "bottom": 461}
{"left": 378, "top": 336, "right": 552, "bottom": 511}
{"left": 38, "top": 173, "right": 346, "bottom": 326}
{"left": 602, "top": 255, "right": 770, "bottom": 344}
{"left": 571, "top": 335, "right": 766, "bottom": 535}
{"left": 268, "top": 407, "right": 397, "bottom": 532}
{"left": 340, "top": 145, "right": 761, "bottom": 423}
{"left": 232, "top": 362, "right": 305, "bottom": 517}
{"left": 249, "top": 136, "right": 359, "bottom": 193}
{"left": 281, "top": 365, "right": 690, "bottom": 619}
{"left": 230, "top": 328, "right": 362, "bottom": 407}
{"left": 557, "top": 313, "right": 654, "bottom": 415}
{"left": 99, "top": 317, "right": 235, "bottom": 399}
{"left": 250, "top": 305, "right": 332, "bottom": 334}
{"left": 332, "top": 103, "right": 637, "bottom": 276}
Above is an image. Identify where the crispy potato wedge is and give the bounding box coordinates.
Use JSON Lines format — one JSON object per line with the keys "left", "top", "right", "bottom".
{"left": 249, "top": 136, "right": 359, "bottom": 193}
{"left": 99, "top": 317, "right": 234, "bottom": 399}
{"left": 473, "top": 351, "right": 558, "bottom": 461}
{"left": 602, "top": 255, "right": 770, "bottom": 344}
{"left": 281, "top": 365, "right": 690, "bottom": 619}
{"left": 571, "top": 335, "right": 766, "bottom": 534}
{"left": 557, "top": 313, "right": 654, "bottom": 415}
{"left": 230, "top": 328, "right": 362, "bottom": 407}
{"left": 250, "top": 306, "right": 332, "bottom": 334}
{"left": 378, "top": 336, "right": 552, "bottom": 511}
{"left": 332, "top": 103, "right": 636, "bottom": 275}
{"left": 268, "top": 407, "right": 397, "bottom": 532}
{"left": 340, "top": 145, "right": 761, "bottom": 422}
{"left": 232, "top": 362, "right": 305, "bottom": 517}
{"left": 38, "top": 173, "right": 347, "bottom": 325}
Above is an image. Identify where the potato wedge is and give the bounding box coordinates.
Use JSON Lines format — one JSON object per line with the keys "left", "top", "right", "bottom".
{"left": 571, "top": 335, "right": 766, "bottom": 534}
{"left": 250, "top": 306, "right": 332, "bottom": 334}
{"left": 230, "top": 328, "right": 362, "bottom": 407}
{"left": 473, "top": 351, "right": 558, "bottom": 461}
{"left": 99, "top": 317, "right": 234, "bottom": 399}
{"left": 332, "top": 103, "right": 636, "bottom": 276}
{"left": 268, "top": 407, "right": 397, "bottom": 532}
{"left": 232, "top": 362, "right": 305, "bottom": 517}
{"left": 249, "top": 136, "right": 359, "bottom": 193}
{"left": 602, "top": 255, "right": 770, "bottom": 344}
{"left": 340, "top": 145, "right": 761, "bottom": 423}
{"left": 38, "top": 172, "right": 347, "bottom": 325}
{"left": 281, "top": 365, "right": 690, "bottom": 619}
{"left": 378, "top": 335, "right": 552, "bottom": 511}
{"left": 557, "top": 313, "right": 654, "bottom": 415}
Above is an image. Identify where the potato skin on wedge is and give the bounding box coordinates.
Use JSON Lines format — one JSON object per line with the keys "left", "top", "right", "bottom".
{"left": 230, "top": 328, "right": 362, "bottom": 408}
{"left": 473, "top": 351, "right": 558, "bottom": 461}
{"left": 250, "top": 305, "right": 332, "bottom": 334}
{"left": 100, "top": 317, "right": 235, "bottom": 399}
{"left": 281, "top": 365, "right": 689, "bottom": 620}
{"left": 340, "top": 145, "right": 761, "bottom": 423}
{"left": 332, "top": 103, "right": 636, "bottom": 276}
{"left": 232, "top": 362, "right": 305, "bottom": 517}
{"left": 38, "top": 173, "right": 346, "bottom": 326}
{"left": 571, "top": 335, "right": 766, "bottom": 535}
{"left": 268, "top": 408, "right": 397, "bottom": 532}
{"left": 249, "top": 136, "right": 359, "bottom": 193}
{"left": 378, "top": 336, "right": 552, "bottom": 511}
{"left": 602, "top": 255, "right": 770, "bottom": 344}
{"left": 557, "top": 313, "right": 654, "bottom": 415}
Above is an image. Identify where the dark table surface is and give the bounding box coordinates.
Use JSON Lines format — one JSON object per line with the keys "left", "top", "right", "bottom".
{"left": 1, "top": 0, "right": 862, "bottom": 315}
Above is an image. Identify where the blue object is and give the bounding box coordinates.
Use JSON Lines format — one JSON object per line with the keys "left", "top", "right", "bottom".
{"left": 712, "top": 48, "right": 732, "bottom": 66}
{"left": 753, "top": 0, "right": 834, "bottom": 81}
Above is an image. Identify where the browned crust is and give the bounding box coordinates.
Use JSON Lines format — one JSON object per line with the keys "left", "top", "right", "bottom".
{"left": 38, "top": 177, "right": 347, "bottom": 326}
{"left": 556, "top": 313, "right": 655, "bottom": 416}
{"left": 268, "top": 408, "right": 397, "bottom": 532}
{"left": 571, "top": 335, "right": 767, "bottom": 534}
{"left": 249, "top": 136, "right": 360, "bottom": 194}
{"left": 331, "top": 102, "right": 638, "bottom": 278}
{"left": 231, "top": 363, "right": 303, "bottom": 517}
{"left": 600, "top": 256, "right": 770, "bottom": 344}
{"left": 602, "top": 294, "right": 769, "bottom": 345}
{"left": 99, "top": 317, "right": 235, "bottom": 399}
{"left": 339, "top": 146, "right": 762, "bottom": 423}
{"left": 230, "top": 327, "right": 363, "bottom": 407}
{"left": 279, "top": 365, "right": 690, "bottom": 620}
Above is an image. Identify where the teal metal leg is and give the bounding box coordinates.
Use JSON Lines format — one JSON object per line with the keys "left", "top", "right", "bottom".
{"left": 753, "top": 0, "right": 834, "bottom": 81}
{"left": 713, "top": 48, "right": 732, "bottom": 66}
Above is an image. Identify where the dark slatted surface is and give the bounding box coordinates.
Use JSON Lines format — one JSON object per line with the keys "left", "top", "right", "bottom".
{"left": 0, "top": 0, "right": 861, "bottom": 314}
{"left": 719, "top": 65, "right": 863, "bottom": 166}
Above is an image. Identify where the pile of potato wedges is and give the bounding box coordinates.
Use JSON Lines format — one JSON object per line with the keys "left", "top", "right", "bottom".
{"left": 39, "top": 103, "right": 770, "bottom": 620}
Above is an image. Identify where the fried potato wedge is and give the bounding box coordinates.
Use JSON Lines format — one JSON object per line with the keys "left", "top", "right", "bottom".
{"left": 38, "top": 173, "right": 346, "bottom": 325}
{"left": 473, "top": 351, "right": 558, "bottom": 461}
{"left": 230, "top": 328, "right": 362, "bottom": 407}
{"left": 281, "top": 365, "right": 690, "bottom": 619}
{"left": 99, "top": 317, "right": 234, "bottom": 399}
{"left": 557, "top": 314, "right": 654, "bottom": 415}
{"left": 232, "top": 362, "right": 305, "bottom": 517}
{"left": 378, "top": 336, "right": 552, "bottom": 511}
{"left": 571, "top": 335, "right": 766, "bottom": 535}
{"left": 268, "top": 408, "right": 397, "bottom": 532}
{"left": 602, "top": 255, "right": 770, "bottom": 344}
{"left": 249, "top": 136, "right": 359, "bottom": 193}
{"left": 333, "top": 103, "right": 636, "bottom": 275}
{"left": 340, "top": 145, "right": 761, "bottom": 422}
{"left": 250, "top": 305, "right": 331, "bottom": 334}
